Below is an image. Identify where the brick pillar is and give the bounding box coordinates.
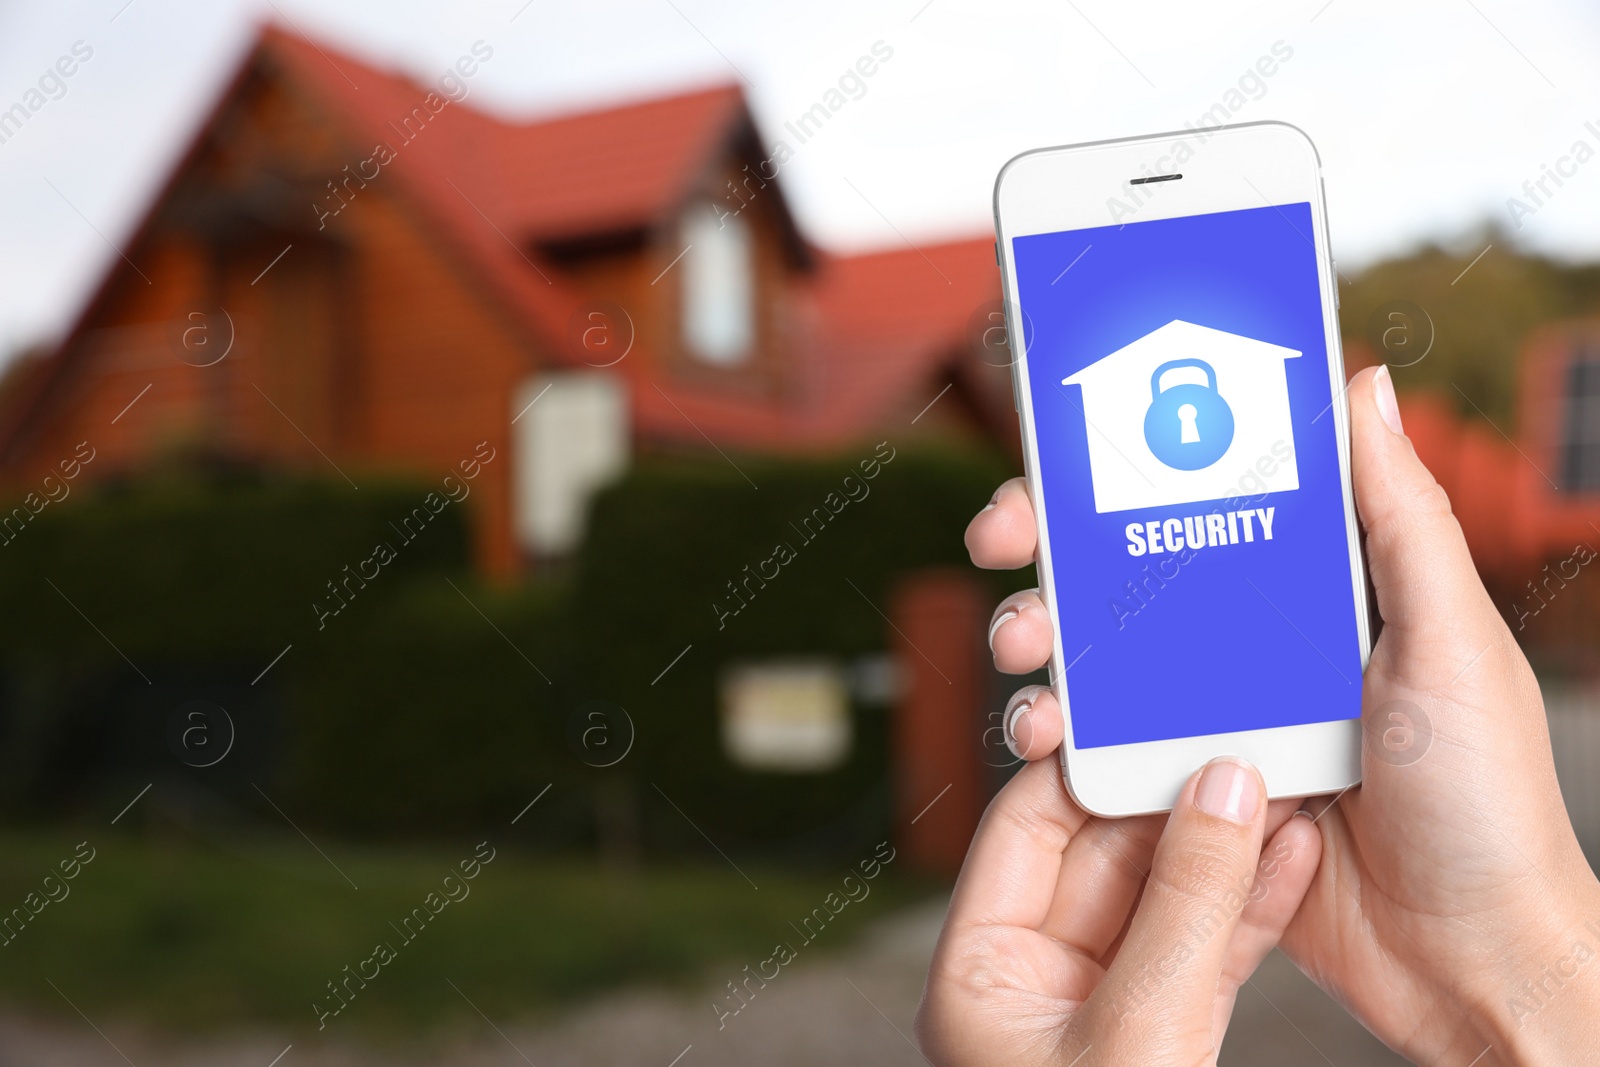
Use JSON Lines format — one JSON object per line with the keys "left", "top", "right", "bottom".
{"left": 889, "top": 568, "right": 989, "bottom": 875}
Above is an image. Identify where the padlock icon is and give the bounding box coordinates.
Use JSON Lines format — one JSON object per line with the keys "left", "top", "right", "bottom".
{"left": 1142, "top": 358, "right": 1235, "bottom": 470}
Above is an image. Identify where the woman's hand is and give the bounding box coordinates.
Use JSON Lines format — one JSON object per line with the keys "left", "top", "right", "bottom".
{"left": 941, "top": 365, "right": 1600, "bottom": 1065}
{"left": 1282, "top": 367, "right": 1600, "bottom": 1064}
{"left": 919, "top": 459, "right": 1325, "bottom": 1065}
{"left": 916, "top": 751, "right": 1321, "bottom": 1065}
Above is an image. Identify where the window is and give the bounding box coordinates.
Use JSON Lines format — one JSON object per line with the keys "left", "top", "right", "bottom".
{"left": 1560, "top": 349, "right": 1600, "bottom": 493}
{"left": 513, "top": 373, "right": 628, "bottom": 556}
{"left": 680, "top": 202, "right": 754, "bottom": 365}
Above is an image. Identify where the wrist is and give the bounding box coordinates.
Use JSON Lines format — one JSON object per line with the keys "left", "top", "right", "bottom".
{"left": 1467, "top": 882, "right": 1600, "bottom": 1065}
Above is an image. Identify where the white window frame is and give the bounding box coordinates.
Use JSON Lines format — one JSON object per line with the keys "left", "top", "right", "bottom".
{"left": 680, "top": 202, "right": 754, "bottom": 365}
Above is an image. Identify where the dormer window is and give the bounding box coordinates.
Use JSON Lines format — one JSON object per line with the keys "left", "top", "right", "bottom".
{"left": 681, "top": 202, "right": 753, "bottom": 365}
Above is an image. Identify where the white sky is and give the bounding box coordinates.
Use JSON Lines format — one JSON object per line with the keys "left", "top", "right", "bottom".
{"left": 2, "top": 0, "right": 1599, "bottom": 361}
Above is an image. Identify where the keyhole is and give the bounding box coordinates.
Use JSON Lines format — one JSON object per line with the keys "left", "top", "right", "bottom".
{"left": 1178, "top": 403, "right": 1200, "bottom": 444}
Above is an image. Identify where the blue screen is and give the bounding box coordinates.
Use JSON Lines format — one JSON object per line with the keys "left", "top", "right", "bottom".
{"left": 1013, "top": 202, "right": 1362, "bottom": 749}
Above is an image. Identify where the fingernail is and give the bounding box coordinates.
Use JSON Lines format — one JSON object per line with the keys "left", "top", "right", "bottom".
{"left": 1292, "top": 808, "right": 1315, "bottom": 821}
{"left": 980, "top": 487, "right": 1001, "bottom": 514}
{"left": 1194, "top": 758, "right": 1260, "bottom": 824}
{"left": 1004, "top": 701, "right": 1033, "bottom": 760}
{"left": 987, "top": 609, "right": 1018, "bottom": 653}
{"left": 1374, "top": 365, "right": 1404, "bottom": 436}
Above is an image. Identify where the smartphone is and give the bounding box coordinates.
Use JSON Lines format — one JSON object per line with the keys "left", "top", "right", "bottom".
{"left": 993, "top": 122, "right": 1370, "bottom": 817}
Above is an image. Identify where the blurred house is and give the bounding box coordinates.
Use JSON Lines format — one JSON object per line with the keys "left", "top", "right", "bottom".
{"left": 9, "top": 22, "right": 1595, "bottom": 867}
{"left": 0, "top": 24, "right": 1018, "bottom": 871}
{"left": 0, "top": 24, "right": 1013, "bottom": 579}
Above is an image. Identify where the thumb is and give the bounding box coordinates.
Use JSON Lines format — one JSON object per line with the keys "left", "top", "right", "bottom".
{"left": 1079, "top": 758, "right": 1266, "bottom": 1056}
{"left": 1348, "top": 364, "right": 1499, "bottom": 649}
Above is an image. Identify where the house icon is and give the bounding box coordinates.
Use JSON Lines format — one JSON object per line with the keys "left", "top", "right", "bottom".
{"left": 1061, "top": 320, "right": 1301, "bottom": 514}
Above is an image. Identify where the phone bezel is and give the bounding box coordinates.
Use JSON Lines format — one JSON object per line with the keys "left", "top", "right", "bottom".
{"left": 993, "top": 121, "right": 1371, "bottom": 817}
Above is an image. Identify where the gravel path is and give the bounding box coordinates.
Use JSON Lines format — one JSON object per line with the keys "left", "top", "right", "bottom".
{"left": 0, "top": 899, "right": 1412, "bottom": 1066}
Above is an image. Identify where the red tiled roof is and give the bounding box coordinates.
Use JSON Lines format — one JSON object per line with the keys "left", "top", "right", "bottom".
{"left": 258, "top": 30, "right": 767, "bottom": 381}
{"left": 812, "top": 237, "right": 999, "bottom": 346}
{"left": 485, "top": 86, "right": 747, "bottom": 243}
{"left": 262, "top": 28, "right": 746, "bottom": 244}
{"left": 260, "top": 24, "right": 1005, "bottom": 449}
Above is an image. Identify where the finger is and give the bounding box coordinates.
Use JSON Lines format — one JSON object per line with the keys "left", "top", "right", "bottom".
{"left": 943, "top": 756, "right": 1086, "bottom": 932}
{"left": 948, "top": 755, "right": 1172, "bottom": 983}
{"left": 1002, "top": 762, "right": 1300, "bottom": 968}
{"left": 1211, "top": 811, "right": 1323, "bottom": 1043}
{"left": 1002, "top": 685, "right": 1064, "bottom": 762}
{"left": 1081, "top": 758, "right": 1267, "bottom": 1049}
{"left": 1279, "top": 791, "right": 1359, "bottom": 975}
{"left": 1259, "top": 796, "right": 1310, "bottom": 857}
{"left": 1349, "top": 366, "right": 1502, "bottom": 666}
{"left": 989, "top": 589, "right": 1053, "bottom": 674}
{"left": 1026, "top": 774, "right": 1298, "bottom": 967}
{"left": 1091, "top": 797, "right": 1301, "bottom": 967}
{"left": 966, "top": 477, "right": 1037, "bottom": 570}
{"left": 1036, "top": 812, "right": 1163, "bottom": 959}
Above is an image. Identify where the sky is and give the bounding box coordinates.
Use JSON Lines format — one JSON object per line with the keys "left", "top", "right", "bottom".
{"left": 2, "top": 0, "right": 1600, "bottom": 361}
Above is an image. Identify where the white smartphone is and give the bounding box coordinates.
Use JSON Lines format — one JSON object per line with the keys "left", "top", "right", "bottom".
{"left": 993, "top": 122, "right": 1371, "bottom": 817}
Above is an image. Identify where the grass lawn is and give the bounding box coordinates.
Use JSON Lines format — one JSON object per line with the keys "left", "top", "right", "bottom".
{"left": 0, "top": 828, "right": 937, "bottom": 1038}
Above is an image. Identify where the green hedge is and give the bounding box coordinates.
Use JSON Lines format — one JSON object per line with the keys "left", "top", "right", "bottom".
{"left": 567, "top": 443, "right": 1013, "bottom": 858}
{"left": 0, "top": 470, "right": 485, "bottom": 821}
{"left": 284, "top": 580, "right": 572, "bottom": 837}
{"left": 0, "top": 445, "right": 1018, "bottom": 861}
{"left": 0, "top": 473, "right": 465, "bottom": 657}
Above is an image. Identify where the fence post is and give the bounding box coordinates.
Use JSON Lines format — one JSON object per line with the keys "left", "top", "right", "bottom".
{"left": 889, "top": 568, "right": 988, "bottom": 875}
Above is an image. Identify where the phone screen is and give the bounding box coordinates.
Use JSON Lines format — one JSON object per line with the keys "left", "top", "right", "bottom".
{"left": 1012, "top": 201, "right": 1363, "bottom": 749}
